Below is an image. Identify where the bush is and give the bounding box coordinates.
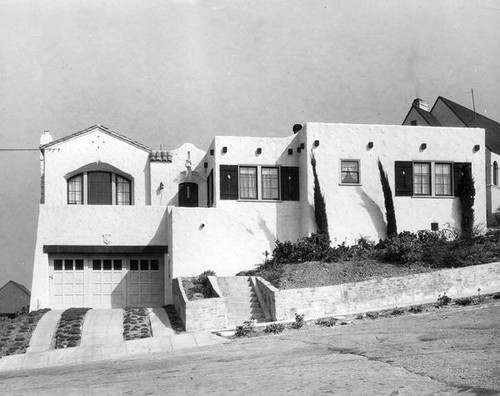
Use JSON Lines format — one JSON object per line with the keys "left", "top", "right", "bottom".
{"left": 235, "top": 320, "right": 256, "bottom": 337}
{"left": 409, "top": 305, "right": 423, "bottom": 314}
{"left": 195, "top": 270, "right": 216, "bottom": 298}
{"left": 316, "top": 317, "right": 337, "bottom": 327}
{"left": 264, "top": 323, "right": 285, "bottom": 334}
{"left": 292, "top": 313, "right": 305, "bottom": 329}
{"left": 436, "top": 293, "right": 452, "bottom": 307}
{"left": 377, "top": 232, "right": 422, "bottom": 264}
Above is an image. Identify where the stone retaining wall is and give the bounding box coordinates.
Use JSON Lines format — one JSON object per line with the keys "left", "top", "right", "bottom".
{"left": 172, "top": 277, "right": 227, "bottom": 332}
{"left": 257, "top": 262, "right": 500, "bottom": 321}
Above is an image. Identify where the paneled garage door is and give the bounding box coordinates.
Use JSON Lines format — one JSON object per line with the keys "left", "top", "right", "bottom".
{"left": 49, "top": 255, "right": 164, "bottom": 309}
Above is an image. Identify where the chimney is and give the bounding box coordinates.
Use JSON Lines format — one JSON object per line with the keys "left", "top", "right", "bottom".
{"left": 40, "top": 130, "right": 53, "bottom": 146}
{"left": 412, "top": 98, "right": 429, "bottom": 112}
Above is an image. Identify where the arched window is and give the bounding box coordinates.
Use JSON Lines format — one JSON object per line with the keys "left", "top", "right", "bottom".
{"left": 494, "top": 161, "right": 498, "bottom": 186}
{"left": 67, "top": 171, "right": 132, "bottom": 205}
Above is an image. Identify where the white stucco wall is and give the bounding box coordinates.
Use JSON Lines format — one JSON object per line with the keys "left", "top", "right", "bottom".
{"left": 43, "top": 127, "right": 151, "bottom": 206}
{"left": 487, "top": 149, "right": 500, "bottom": 225}
{"left": 302, "top": 123, "right": 486, "bottom": 244}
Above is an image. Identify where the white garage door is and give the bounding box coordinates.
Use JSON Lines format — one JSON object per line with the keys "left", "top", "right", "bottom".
{"left": 50, "top": 255, "right": 165, "bottom": 309}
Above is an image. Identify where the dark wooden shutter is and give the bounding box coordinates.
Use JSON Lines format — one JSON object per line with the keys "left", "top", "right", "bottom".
{"left": 394, "top": 161, "right": 413, "bottom": 196}
{"left": 280, "top": 167, "right": 299, "bottom": 201}
{"left": 453, "top": 162, "right": 472, "bottom": 197}
{"left": 220, "top": 165, "right": 238, "bottom": 200}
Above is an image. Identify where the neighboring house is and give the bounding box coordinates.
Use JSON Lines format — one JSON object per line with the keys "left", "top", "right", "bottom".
{"left": 403, "top": 96, "right": 500, "bottom": 225}
{"left": 30, "top": 123, "right": 485, "bottom": 310}
{"left": 0, "top": 281, "right": 30, "bottom": 316}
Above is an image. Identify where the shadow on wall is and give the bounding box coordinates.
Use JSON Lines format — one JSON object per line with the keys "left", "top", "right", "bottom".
{"left": 144, "top": 162, "right": 151, "bottom": 205}
{"left": 356, "top": 187, "right": 386, "bottom": 241}
{"left": 149, "top": 209, "right": 169, "bottom": 246}
{"left": 258, "top": 215, "right": 277, "bottom": 250}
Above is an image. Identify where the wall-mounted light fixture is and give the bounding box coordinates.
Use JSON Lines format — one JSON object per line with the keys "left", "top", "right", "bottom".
{"left": 314, "top": 140, "right": 320, "bottom": 147}
{"left": 204, "top": 162, "right": 208, "bottom": 168}
{"left": 474, "top": 144, "right": 480, "bottom": 152}
{"left": 300, "top": 143, "right": 305, "bottom": 149}
{"left": 256, "top": 148, "right": 262, "bottom": 155}
{"left": 210, "top": 149, "right": 214, "bottom": 156}
{"left": 367, "top": 142, "right": 374, "bottom": 149}
{"left": 288, "top": 148, "right": 293, "bottom": 155}
{"left": 222, "top": 146, "right": 228, "bottom": 153}
{"left": 159, "top": 182, "right": 164, "bottom": 190}
{"left": 420, "top": 143, "right": 427, "bottom": 150}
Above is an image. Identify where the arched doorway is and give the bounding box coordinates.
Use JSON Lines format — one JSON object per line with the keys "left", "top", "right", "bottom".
{"left": 179, "top": 182, "right": 198, "bottom": 207}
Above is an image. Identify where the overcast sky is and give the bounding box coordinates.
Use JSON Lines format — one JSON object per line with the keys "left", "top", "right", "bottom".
{"left": 1, "top": 0, "right": 499, "bottom": 290}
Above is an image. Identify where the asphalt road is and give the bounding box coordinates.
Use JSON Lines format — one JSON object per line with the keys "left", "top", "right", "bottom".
{"left": 1, "top": 302, "right": 499, "bottom": 395}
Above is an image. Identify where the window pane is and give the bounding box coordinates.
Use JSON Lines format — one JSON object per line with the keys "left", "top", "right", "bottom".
{"left": 239, "top": 167, "right": 257, "bottom": 199}
{"left": 103, "top": 259, "right": 112, "bottom": 270}
{"left": 116, "top": 175, "right": 131, "bottom": 205}
{"left": 150, "top": 259, "right": 159, "bottom": 271}
{"left": 130, "top": 260, "right": 138, "bottom": 271}
{"left": 88, "top": 172, "right": 112, "bottom": 205}
{"left": 262, "top": 167, "right": 279, "bottom": 200}
{"left": 93, "top": 259, "right": 101, "bottom": 270}
{"left": 140, "top": 260, "right": 149, "bottom": 271}
{"left": 68, "top": 174, "right": 83, "bottom": 204}
{"left": 435, "top": 163, "right": 452, "bottom": 196}
{"left": 341, "top": 161, "right": 359, "bottom": 183}
{"left": 54, "top": 259, "right": 63, "bottom": 271}
{"left": 113, "top": 259, "right": 122, "bottom": 270}
{"left": 64, "top": 259, "right": 73, "bottom": 271}
{"left": 75, "top": 259, "right": 84, "bottom": 271}
{"left": 413, "top": 163, "right": 430, "bottom": 195}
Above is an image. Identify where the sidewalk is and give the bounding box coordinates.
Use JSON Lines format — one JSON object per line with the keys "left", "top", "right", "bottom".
{"left": 0, "top": 331, "right": 229, "bottom": 372}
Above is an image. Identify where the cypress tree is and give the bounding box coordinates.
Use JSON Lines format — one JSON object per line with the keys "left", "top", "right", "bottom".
{"left": 378, "top": 159, "right": 397, "bottom": 237}
{"left": 458, "top": 165, "right": 475, "bottom": 239}
{"left": 310, "top": 152, "right": 329, "bottom": 239}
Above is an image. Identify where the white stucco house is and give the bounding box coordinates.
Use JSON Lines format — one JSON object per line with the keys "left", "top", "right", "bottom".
{"left": 30, "top": 123, "right": 486, "bottom": 310}
{"left": 403, "top": 96, "right": 500, "bottom": 225}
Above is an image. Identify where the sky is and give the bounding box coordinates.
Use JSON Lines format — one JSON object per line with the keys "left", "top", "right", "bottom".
{"left": 1, "top": 0, "right": 500, "bottom": 290}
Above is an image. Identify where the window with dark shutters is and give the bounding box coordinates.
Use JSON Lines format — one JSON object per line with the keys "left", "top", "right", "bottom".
{"left": 453, "top": 162, "right": 472, "bottom": 197}
{"left": 280, "top": 167, "right": 299, "bottom": 201}
{"left": 220, "top": 165, "right": 238, "bottom": 200}
{"left": 394, "top": 161, "right": 413, "bottom": 196}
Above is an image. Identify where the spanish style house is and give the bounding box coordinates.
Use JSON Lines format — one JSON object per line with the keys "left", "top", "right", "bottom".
{"left": 403, "top": 96, "right": 500, "bottom": 225}
{"left": 30, "top": 123, "right": 486, "bottom": 310}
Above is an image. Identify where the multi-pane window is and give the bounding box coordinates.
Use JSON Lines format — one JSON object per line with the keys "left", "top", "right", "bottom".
{"left": 116, "top": 175, "right": 131, "bottom": 205}
{"left": 54, "top": 259, "right": 84, "bottom": 271}
{"left": 67, "top": 174, "right": 83, "bottom": 204}
{"left": 435, "top": 163, "right": 452, "bottom": 196}
{"left": 88, "top": 172, "right": 112, "bottom": 205}
{"left": 341, "top": 160, "right": 360, "bottom": 184}
{"left": 261, "top": 167, "right": 279, "bottom": 200}
{"left": 239, "top": 166, "right": 257, "bottom": 199}
{"left": 413, "top": 162, "right": 431, "bottom": 195}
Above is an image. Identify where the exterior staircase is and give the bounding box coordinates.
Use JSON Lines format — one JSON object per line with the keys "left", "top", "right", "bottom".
{"left": 216, "top": 276, "right": 266, "bottom": 328}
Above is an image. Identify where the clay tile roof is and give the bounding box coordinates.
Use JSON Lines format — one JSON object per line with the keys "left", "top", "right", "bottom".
{"left": 40, "top": 124, "right": 152, "bottom": 152}
{"left": 149, "top": 150, "right": 172, "bottom": 162}
{"left": 437, "top": 96, "right": 500, "bottom": 154}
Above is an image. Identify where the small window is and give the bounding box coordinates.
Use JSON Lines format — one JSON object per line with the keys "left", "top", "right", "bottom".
{"left": 220, "top": 165, "right": 239, "bottom": 200}
{"left": 140, "top": 260, "right": 149, "bottom": 271}
{"left": 93, "top": 259, "right": 101, "bottom": 270}
{"left": 64, "top": 259, "right": 74, "bottom": 271}
{"left": 413, "top": 162, "right": 431, "bottom": 195}
{"left": 68, "top": 174, "right": 83, "bottom": 204}
{"left": 103, "top": 259, "right": 112, "bottom": 270}
{"left": 113, "top": 259, "right": 122, "bottom": 270}
{"left": 435, "top": 163, "right": 452, "bottom": 196}
{"left": 494, "top": 161, "right": 498, "bottom": 186}
{"left": 75, "top": 259, "right": 84, "bottom": 271}
{"left": 341, "top": 160, "right": 360, "bottom": 184}
{"left": 116, "top": 175, "right": 131, "bottom": 205}
{"left": 150, "top": 259, "right": 159, "bottom": 271}
{"left": 262, "top": 167, "right": 279, "bottom": 200}
{"left": 239, "top": 166, "right": 258, "bottom": 199}
{"left": 130, "top": 260, "right": 139, "bottom": 271}
{"left": 54, "top": 259, "right": 63, "bottom": 271}
{"left": 410, "top": 120, "right": 417, "bottom": 126}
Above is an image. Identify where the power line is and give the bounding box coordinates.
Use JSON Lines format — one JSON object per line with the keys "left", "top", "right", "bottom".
{"left": 0, "top": 148, "right": 40, "bottom": 151}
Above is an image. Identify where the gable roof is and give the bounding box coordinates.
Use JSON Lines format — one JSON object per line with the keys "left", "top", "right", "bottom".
{"left": 0, "top": 281, "right": 30, "bottom": 296}
{"left": 435, "top": 96, "right": 500, "bottom": 153}
{"left": 407, "top": 105, "right": 442, "bottom": 126}
{"left": 40, "top": 124, "right": 152, "bottom": 152}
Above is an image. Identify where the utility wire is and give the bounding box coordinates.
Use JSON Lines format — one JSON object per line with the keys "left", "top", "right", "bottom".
{"left": 0, "top": 148, "right": 40, "bottom": 151}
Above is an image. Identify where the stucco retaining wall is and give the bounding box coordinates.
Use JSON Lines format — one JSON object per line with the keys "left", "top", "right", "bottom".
{"left": 257, "top": 262, "right": 500, "bottom": 321}
{"left": 172, "top": 277, "right": 227, "bottom": 332}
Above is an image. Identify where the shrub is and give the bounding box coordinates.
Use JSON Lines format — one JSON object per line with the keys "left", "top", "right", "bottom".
{"left": 264, "top": 323, "right": 285, "bottom": 334}
{"left": 391, "top": 308, "right": 404, "bottom": 316}
{"left": 366, "top": 312, "right": 379, "bottom": 319}
{"left": 378, "top": 160, "right": 397, "bottom": 237}
{"left": 457, "top": 165, "right": 475, "bottom": 239}
{"left": 316, "top": 317, "right": 337, "bottom": 327}
{"left": 408, "top": 305, "right": 423, "bottom": 314}
{"left": 455, "top": 297, "right": 473, "bottom": 306}
{"left": 378, "top": 231, "right": 422, "bottom": 264}
{"left": 195, "top": 270, "right": 216, "bottom": 298}
{"left": 436, "top": 293, "right": 452, "bottom": 307}
{"left": 235, "top": 320, "right": 256, "bottom": 337}
{"left": 292, "top": 313, "right": 305, "bottom": 329}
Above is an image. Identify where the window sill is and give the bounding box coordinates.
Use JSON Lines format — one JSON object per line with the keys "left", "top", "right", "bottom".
{"left": 237, "top": 199, "right": 282, "bottom": 203}
{"left": 338, "top": 183, "right": 362, "bottom": 187}
{"left": 410, "top": 195, "right": 455, "bottom": 199}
